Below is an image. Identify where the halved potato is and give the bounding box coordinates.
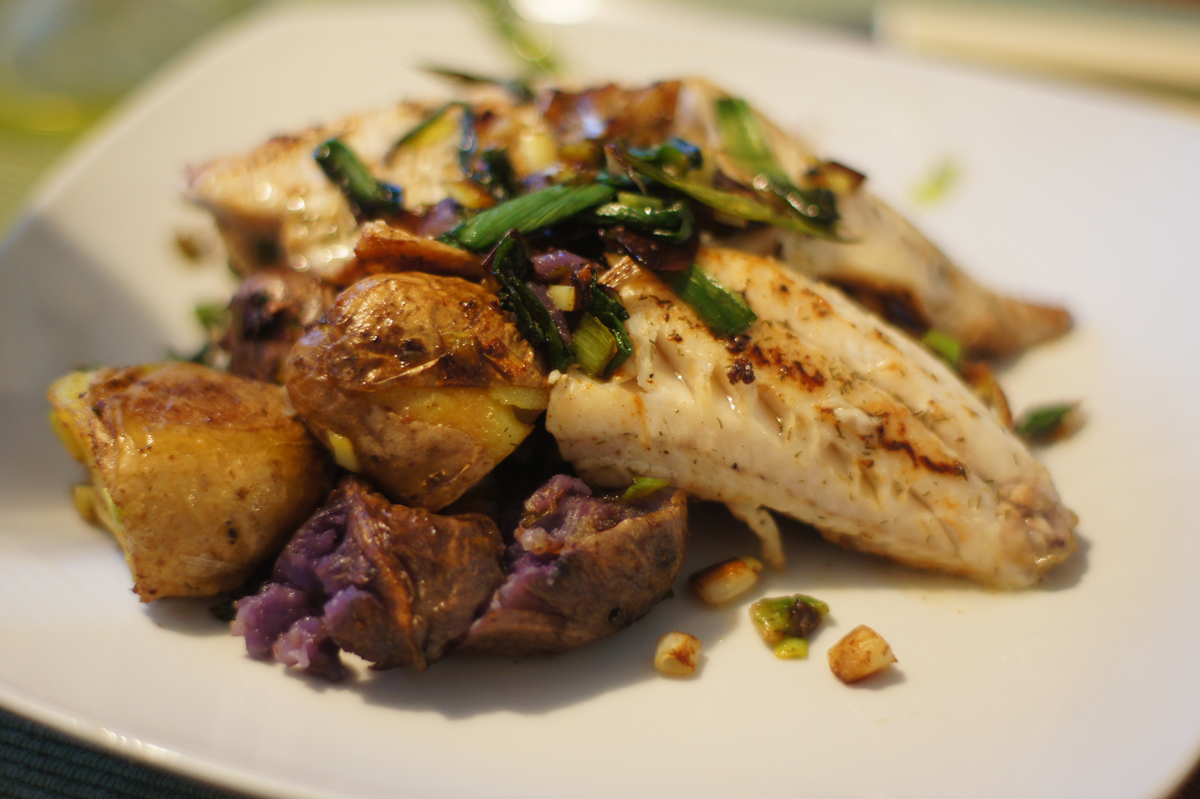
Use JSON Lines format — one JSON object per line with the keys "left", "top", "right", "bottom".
{"left": 285, "top": 272, "right": 549, "bottom": 510}
{"left": 48, "top": 362, "right": 329, "bottom": 600}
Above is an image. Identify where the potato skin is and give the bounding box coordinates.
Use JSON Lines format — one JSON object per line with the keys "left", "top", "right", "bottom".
{"left": 285, "top": 272, "right": 548, "bottom": 511}
{"left": 49, "top": 362, "right": 329, "bottom": 600}
{"left": 460, "top": 488, "right": 688, "bottom": 657}
{"left": 223, "top": 268, "right": 334, "bottom": 383}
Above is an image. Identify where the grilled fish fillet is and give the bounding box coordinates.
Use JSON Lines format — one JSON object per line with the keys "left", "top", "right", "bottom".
{"left": 187, "top": 78, "right": 1069, "bottom": 357}
{"left": 672, "top": 78, "right": 1072, "bottom": 358}
{"left": 546, "top": 247, "right": 1077, "bottom": 588}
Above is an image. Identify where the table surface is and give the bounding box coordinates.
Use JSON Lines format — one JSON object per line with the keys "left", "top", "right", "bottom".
{"left": 3, "top": 1, "right": 1200, "bottom": 797}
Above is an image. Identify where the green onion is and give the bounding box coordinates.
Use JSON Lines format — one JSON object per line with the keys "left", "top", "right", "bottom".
{"left": 714, "top": 97, "right": 838, "bottom": 234}
{"left": 587, "top": 198, "right": 694, "bottom": 243}
{"left": 621, "top": 477, "right": 671, "bottom": 502}
{"left": 194, "top": 302, "right": 228, "bottom": 334}
{"left": 1015, "top": 402, "right": 1082, "bottom": 444}
{"left": 442, "top": 183, "right": 616, "bottom": 252}
{"left": 657, "top": 265, "right": 757, "bottom": 337}
{"left": 921, "top": 329, "right": 964, "bottom": 371}
{"left": 628, "top": 137, "right": 703, "bottom": 176}
{"left": 913, "top": 158, "right": 960, "bottom": 206}
{"left": 314, "top": 138, "right": 403, "bottom": 216}
{"left": 571, "top": 313, "right": 617, "bottom": 377}
{"left": 468, "top": 148, "right": 522, "bottom": 201}
{"left": 612, "top": 143, "right": 841, "bottom": 241}
{"left": 796, "top": 594, "right": 830, "bottom": 615}
{"left": 385, "top": 101, "right": 466, "bottom": 164}
{"left": 473, "top": 0, "right": 560, "bottom": 77}
{"left": 485, "top": 232, "right": 573, "bottom": 370}
{"left": 617, "top": 191, "right": 663, "bottom": 210}
{"left": 586, "top": 287, "right": 633, "bottom": 374}
{"left": 421, "top": 66, "right": 535, "bottom": 103}
{"left": 772, "top": 636, "right": 809, "bottom": 659}
{"left": 714, "top": 97, "right": 789, "bottom": 185}
{"left": 749, "top": 594, "right": 828, "bottom": 651}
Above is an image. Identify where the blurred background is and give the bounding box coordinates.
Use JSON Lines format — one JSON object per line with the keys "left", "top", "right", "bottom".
{"left": 1, "top": 0, "right": 1199, "bottom": 236}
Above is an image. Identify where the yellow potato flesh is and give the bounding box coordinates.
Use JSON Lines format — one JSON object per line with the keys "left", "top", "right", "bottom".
{"left": 375, "top": 385, "right": 546, "bottom": 476}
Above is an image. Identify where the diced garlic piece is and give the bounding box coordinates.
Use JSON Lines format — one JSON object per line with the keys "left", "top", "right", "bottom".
{"left": 689, "top": 556, "right": 763, "bottom": 606}
{"left": 547, "top": 284, "right": 577, "bottom": 312}
{"left": 515, "top": 129, "right": 558, "bottom": 173}
{"left": 655, "top": 631, "right": 701, "bottom": 676}
{"left": 827, "top": 624, "right": 897, "bottom": 683}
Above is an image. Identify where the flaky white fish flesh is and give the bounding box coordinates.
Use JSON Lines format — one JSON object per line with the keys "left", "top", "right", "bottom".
{"left": 546, "top": 247, "right": 1077, "bottom": 588}
{"left": 672, "top": 78, "right": 1073, "bottom": 357}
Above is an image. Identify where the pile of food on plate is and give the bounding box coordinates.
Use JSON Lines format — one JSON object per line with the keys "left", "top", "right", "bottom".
{"left": 47, "top": 75, "right": 1079, "bottom": 682}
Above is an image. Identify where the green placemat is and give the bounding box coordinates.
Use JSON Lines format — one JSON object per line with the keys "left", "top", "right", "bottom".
{"left": 0, "top": 708, "right": 254, "bottom": 799}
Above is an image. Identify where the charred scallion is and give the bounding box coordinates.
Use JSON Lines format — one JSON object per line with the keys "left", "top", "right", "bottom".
{"left": 421, "top": 66, "right": 535, "bottom": 103}
{"left": 611, "top": 143, "right": 840, "bottom": 241}
{"left": 658, "top": 265, "right": 757, "bottom": 337}
{"left": 587, "top": 196, "right": 695, "bottom": 243}
{"left": 628, "top": 137, "right": 703, "bottom": 176}
{"left": 442, "top": 183, "right": 616, "bottom": 252}
{"left": 714, "top": 97, "right": 838, "bottom": 234}
{"left": 385, "top": 101, "right": 467, "bottom": 165}
{"left": 485, "top": 231, "right": 573, "bottom": 370}
{"left": 314, "top": 138, "right": 403, "bottom": 216}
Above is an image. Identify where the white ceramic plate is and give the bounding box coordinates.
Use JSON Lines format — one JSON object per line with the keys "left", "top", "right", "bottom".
{"left": 3, "top": 2, "right": 1200, "bottom": 798}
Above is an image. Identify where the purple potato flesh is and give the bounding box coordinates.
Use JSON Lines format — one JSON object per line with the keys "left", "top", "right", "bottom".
{"left": 233, "top": 474, "right": 688, "bottom": 678}
{"left": 461, "top": 477, "right": 688, "bottom": 657}
{"left": 233, "top": 476, "right": 505, "bottom": 679}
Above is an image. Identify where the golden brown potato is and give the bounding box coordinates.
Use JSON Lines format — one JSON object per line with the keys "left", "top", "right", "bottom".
{"left": 285, "top": 272, "right": 549, "bottom": 511}
{"left": 333, "top": 221, "right": 485, "bottom": 286}
{"left": 48, "top": 362, "right": 329, "bottom": 601}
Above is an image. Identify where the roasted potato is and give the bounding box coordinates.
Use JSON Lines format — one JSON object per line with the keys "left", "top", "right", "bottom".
{"left": 234, "top": 475, "right": 506, "bottom": 677}
{"left": 223, "top": 268, "right": 334, "bottom": 383}
{"left": 285, "top": 272, "right": 549, "bottom": 511}
{"left": 459, "top": 479, "right": 688, "bottom": 657}
{"left": 48, "top": 362, "right": 329, "bottom": 600}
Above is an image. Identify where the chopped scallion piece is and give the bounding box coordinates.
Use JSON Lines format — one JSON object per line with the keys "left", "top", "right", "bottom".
{"left": 772, "top": 636, "right": 809, "bottom": 659}
{"left": 586, "top": 286, "right": 633, "bottom": 374}
{"left": 443, "top": 183, "right": 616, "bottom": 252}
{"left": 485, "top": 231, "right": 573, "bottom": 370}
{"left": 628, "top": 137, "right": 703, "bottom": 176}
{"left": 587, "top": 198, "right": 694, "bottom": 243}
{"left": 749, "top": 594, "right": 827, "bottom": 651}
{"left": 571, "top": 313, "right": 617, "bottom": 377}
{"left": 1015, "top": 402, "right": 1083, "bottom": 444}
{"left": 714, "top": 97, "right": 838, "bottom": 233}
{"left": 314, "top": 138, "right": 403, "bottom": 216}
{"left": 194, "top": 302, "right": 228, "bottom": 334}
{"left": 657, "top": 265, "right": 757, "bottom": 337}
{"left": 714, "top": 97, "right": 789, "bottom": 186}
{"left": 617, "top": 191, "right": 663, "bottom": 210}
{"left": 921, "top": 329, "right": 963, "bottom": 371}
{"left": 612, "top": 143, "right": 841, "bottom": 241}
{"left": 421, "top": 66, "right": 535, "bottom": 103}
{"left": 621, "top": 477, "right": 671, "bottom": 501}
{"left": 796, "top": 594, "right": 830, "bottom": 615}
{"left": 386, "top": 101, "right": 466, "bottom": 163}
